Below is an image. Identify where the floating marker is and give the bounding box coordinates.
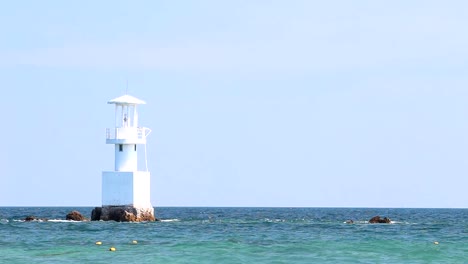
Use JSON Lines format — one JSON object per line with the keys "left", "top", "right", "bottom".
{"left": 95, "top": 241, "right": 102, "bottom": 245}
{"left": 109, "top": 247, "right": 116, "bottom": 251}
{"left": 132, "top": 240, "right": 138, "bottom": 244}
{"left": 434, "top": 241, "right": 439, "bottom": 245}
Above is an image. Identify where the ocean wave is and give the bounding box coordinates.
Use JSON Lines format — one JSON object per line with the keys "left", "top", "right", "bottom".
{"left": 13, "top": 219, "right": 46, "bottom": 222}
{"left": 0, "top": 219, "right": 9, "bottom": 224}
{"left": 390, "top": 221, "right": 417, "bottom": 225}
{"left": 160, "top": 219, "right": 180, "bottom": 222}
{"left": 12, "top": 219, "right": 85, "bottom": 223}
{"left": 264, "top": 218, "right": 286, "bottom": 223}
{"left": 343, "top": 220, "right": 417, "bottom": 225}
{"left": 48, "top": 219, "right": 82, "bottom": 223}
{"left": 342, "top": 220, "right": 369, "bottom": 224}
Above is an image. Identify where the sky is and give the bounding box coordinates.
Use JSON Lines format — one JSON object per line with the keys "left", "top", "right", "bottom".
{"left": 1, "top": 0, "right": 468, "bottom": 208}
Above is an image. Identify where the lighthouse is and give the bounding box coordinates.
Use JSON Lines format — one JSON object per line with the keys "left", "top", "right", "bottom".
{"left": 91, "top": 94, "right": 155, "bottom": 222}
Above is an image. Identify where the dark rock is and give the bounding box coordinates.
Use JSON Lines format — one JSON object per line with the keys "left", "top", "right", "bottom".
{"left": 24, "top": 215, "right": 47, "bottom": 221}
{"left": 91, "top": 207, "right": 102, "bottom": 221}
{"left": 107, "top": 208, "right": 123, "bottom": 221}
{"left": 108, "top": 208, "right": 132, "bottom": 222}
{"left": 24, "top": 215, "right": 37, "bottom": 221}
{"left": 105, "top": 208, "right": 137, "bottom": 222}
{"left": 66, "top": 211, "right": 87, "bottom": 221}
{"left": 369, "top": 216, "right": 391, "bottom": 223}
{"left": 98, "top": 206, "right": 157, "bottom": 222}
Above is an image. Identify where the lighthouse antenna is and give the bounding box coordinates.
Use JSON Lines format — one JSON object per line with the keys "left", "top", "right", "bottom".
{"left": 126, "top": 80, "right": 129, "bottom": 95}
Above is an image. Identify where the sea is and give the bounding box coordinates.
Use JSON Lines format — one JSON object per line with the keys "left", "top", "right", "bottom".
{"left": 0, "top": 207, "right": 466, "bottom": 263}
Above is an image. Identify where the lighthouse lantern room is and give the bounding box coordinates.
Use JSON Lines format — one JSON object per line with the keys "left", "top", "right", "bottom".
{"left": 96, "top": 94, "right": 155, "bottom": 221}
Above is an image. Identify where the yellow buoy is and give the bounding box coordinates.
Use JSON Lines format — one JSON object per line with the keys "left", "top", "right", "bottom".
{"left": 109, "top": 247, "right": 116, "bottom": 251}
{"left": 434, "top": 241, "right": 439, "bottom": 245}
{"left": 132, "top": 240, "right": 138, "bottom": 244}
{"left": 95, "top": 241, "right": 102, "bottom": 245}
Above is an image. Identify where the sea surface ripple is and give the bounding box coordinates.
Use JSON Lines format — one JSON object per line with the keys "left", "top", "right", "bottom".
{"left": 0, "top": 207, "right": 466, "bottom": 263}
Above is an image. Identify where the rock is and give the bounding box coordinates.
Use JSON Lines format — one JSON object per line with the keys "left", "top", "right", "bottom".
{"left": 24, "top": 215, "right": 37, "bottom": 221}
{"left": 369, "top": 216, "right": 391, "bottom": 223}
{"left": 91, "top": 207, "right": 102, "bottom": 221}
{"left": 124, "top": 211, "right": 137, "bottom": 222}
{"left": 107, "top": 209, "right": 137, "bottom": 222}
{"left": 138, "top": 210, "right": 156, "bottom": 222}
{"left": 107, "top": 208, "right": 127, "bottom": 222}
{"left": 24, "top": 215, "right": 47, "bottom": 221}
{"left": 66, "top": 211, "right": 87, "bottom": 221}
{"left": 345, "top": 219, "right": 354, "bottom": 224}
{"left": 97, "top": 206, "right": 157, "bottom": 222}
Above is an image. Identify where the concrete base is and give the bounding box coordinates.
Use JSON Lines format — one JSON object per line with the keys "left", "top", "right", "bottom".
{"left": 102, "top": 171, "right": 151, "bottom": 207}
{"left": 91, "top": 206, "right": 156, "bottom": 222}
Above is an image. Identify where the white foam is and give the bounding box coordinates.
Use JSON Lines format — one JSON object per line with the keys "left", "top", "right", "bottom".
{"left": 343, "top": 220, "right": 402, "bottom": 224}
{"left": 263, "top": 218, "right": 286, "bottom": 223}
{"left": 160, "top": 219, "right": 180, "bottom": 222}
{"left": 13, "top": 219, "right": 46, "bottom": 222}
{"left": 390, "top": 221, "right": 416, "bottom": 224}
{"left": 351, "top": 220, "right": 369, "bottom": 224}
{"left": 48, "top": 219, "right": 81, "bottom": 223}
{"left": 345, "top": 220, "right": 416, "bottom": 225}
{"left": 12, "top": 219, "right": 84, "bottom": 223}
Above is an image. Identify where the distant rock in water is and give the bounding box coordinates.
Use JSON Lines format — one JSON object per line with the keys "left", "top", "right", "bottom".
{"left": 369, "top": 216, "right": 391, "bottom": 223}
{"left": 345, "top": 219, "right": 354, "bottom": 224}
{"left": 24, "top": 216, "right": 47, "bottom": 222}
{"left": 24, "top": 216, "right": 36, "bottom": 221}
{"left": 66, "top": 211, "right": 87, "bottom": 221}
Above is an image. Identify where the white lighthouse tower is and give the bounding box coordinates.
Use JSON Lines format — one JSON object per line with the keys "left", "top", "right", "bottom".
{"left": 93, "top": 94, "right": 155, "bottom": 222}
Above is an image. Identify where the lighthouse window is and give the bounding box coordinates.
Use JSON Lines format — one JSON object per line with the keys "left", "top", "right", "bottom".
{"left": 134, "top": 145, "right": 137, "bottom": 151}
{"left": 119, "top": 144, "right": 123, "bottom": 152}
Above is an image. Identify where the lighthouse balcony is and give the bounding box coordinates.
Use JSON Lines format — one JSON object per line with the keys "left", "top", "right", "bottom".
{"left": 106, "top": 127, "right": 151, "bottom": 144}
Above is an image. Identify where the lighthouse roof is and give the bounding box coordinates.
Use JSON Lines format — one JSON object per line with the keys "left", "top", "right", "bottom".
{"left": 108, "top": 94, "right": 146, "bottom": 105}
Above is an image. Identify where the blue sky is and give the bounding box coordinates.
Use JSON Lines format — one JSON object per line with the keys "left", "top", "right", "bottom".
{"left": 1, "top": 1, "right": 467, "bottom": 207}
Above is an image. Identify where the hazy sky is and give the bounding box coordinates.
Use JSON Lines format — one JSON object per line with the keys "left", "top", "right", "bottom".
{"left": 1, "top": 1, "right": 467, "bottom": 207}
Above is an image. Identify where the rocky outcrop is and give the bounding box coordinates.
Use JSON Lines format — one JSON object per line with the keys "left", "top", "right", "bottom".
{"left": 91, "top": 206, "right": 157, "bottom": 222}
{"left": 66, "top": 211, "right": 87, "bottom": 221}
{"left": 107, "top": 208, "right": 136, "bottom": 222}
{"left": 91, "top": 207, "right": 102, "bottom": 221}
{"left": 369, "top": 216, "right": 391, "bottom": 223}
{"left": 24, "top": 216, "right": 36, "bottom": 221}
{"left": 24, "top": 216, "right": 47, "bottom": 221}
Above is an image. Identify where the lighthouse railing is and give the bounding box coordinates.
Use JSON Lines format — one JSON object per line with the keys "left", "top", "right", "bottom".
{"left": 106, "top": 127, "right": 149, "bottom": 141}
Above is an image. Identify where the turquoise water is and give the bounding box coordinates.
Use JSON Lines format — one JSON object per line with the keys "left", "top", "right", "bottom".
{"left": 0, "top": 207, "right": 466, "bottom": 263}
